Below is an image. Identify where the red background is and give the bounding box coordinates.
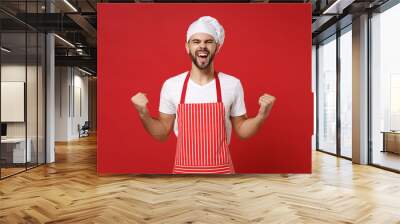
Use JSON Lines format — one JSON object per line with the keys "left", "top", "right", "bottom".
{"left": 98, "top": 3, "right": 313, "bottom": 174}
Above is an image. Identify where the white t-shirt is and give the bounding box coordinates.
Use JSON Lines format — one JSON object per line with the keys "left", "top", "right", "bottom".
{"left": 159, "top": 71, "right": 246, "bottom": 144}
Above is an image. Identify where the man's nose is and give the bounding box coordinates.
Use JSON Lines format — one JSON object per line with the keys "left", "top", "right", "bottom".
{"left": 199, "top": 42, "right": 206, "bottom": 48}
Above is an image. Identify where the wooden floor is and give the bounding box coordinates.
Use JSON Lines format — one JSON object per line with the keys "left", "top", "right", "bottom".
{"left": 1, "top": 167, "right": 26, "bottom": 178}
{"left": 1, "top": 134, "right": 400, "bottom": 224}
{"left": 373, "top": 151, "right": 400, "bottom": 171}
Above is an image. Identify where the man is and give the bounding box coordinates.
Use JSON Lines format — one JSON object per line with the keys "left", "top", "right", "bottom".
{"left": 131, "top": 16, "right": 276, "bottom": 174}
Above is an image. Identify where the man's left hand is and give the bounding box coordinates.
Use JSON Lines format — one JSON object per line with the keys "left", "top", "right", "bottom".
{"left": 257, "top": 93, "right": 276, "bottom": 121}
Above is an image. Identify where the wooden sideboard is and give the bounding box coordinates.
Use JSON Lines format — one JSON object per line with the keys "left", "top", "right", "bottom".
{"left": 382, "top": 131, "right": 400, "bottom": 154}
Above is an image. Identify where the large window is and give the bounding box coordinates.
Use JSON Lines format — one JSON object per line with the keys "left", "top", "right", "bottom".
{"left": 371, "top": 3, "right": 400, "bottom": 171}
{"left": 339, "top": 28, "right": 352, "bottom": 158}
{"left": 316, "top": 26, "right": 353, "bottom": 159}
{"left": 317, "top": 35, "right": 337, "bottom": 154}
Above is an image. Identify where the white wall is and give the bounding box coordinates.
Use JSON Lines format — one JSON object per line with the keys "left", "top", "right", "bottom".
{"left": 1, "top": 65, "right": 25, "bottom": 133}
{"left": 1, "top": 65, "right": 41, "bottom": 137}
{"left": 72, "top": 73, "right": 89, "bottom": 138}
{"left": 55, "top": 67, "right": 89, "bottom": 141}
{"left": 55, "top": 66, "right": 69, "bottom": 141}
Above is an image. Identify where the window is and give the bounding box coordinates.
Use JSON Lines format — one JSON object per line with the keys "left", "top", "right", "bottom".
{"left": 317, "top": 35, "right": 337, "bottom": 154}
{"left": 339, "top": 28, "right": 352, "bottom": 158}
{"left": 371, "top": 2, "right": 400, "bottom": 171}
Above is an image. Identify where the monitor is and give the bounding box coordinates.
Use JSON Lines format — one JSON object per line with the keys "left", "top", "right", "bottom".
{"left": 1, "top": 123, "right": 7, "bottom": 137}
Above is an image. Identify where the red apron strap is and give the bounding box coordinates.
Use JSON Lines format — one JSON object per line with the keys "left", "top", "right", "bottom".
{"left": 180, "top": 72, "right": 190, "bottom": 104}
{"left": 214, "top": 71, "right": 222, "bottom": 103}
{"left": 180, "top": 71, "right": 222, "bottom": 104}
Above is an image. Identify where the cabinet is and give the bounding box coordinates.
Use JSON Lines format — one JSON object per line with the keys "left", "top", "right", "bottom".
{"left": 382, "top": 131, "right": 400, "bottom": 154}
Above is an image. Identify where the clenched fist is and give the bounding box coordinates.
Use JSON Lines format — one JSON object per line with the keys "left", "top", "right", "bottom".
{"left": 257, "top": 93, "right": 276, "bottom": 120}
{"left": 131, "top": 92, "right": 149, "bottom": 115}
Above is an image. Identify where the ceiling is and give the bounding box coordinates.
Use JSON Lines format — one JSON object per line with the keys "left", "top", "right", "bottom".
{"left": 0, "top": 0, "right": 393, "bottom": 75}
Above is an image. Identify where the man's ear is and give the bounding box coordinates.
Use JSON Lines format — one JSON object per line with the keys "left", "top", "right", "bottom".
{"left": 185, "top": 42, "right": 189, "bottom": 54}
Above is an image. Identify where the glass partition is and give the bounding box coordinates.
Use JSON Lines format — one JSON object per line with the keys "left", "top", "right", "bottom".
{"left": 317, "top": 35, "right": 337, "bottom": 154}
{"left": 0, "top": 1, "right": 46, "bottom": 179}
{"left": 1, "top": 30, "right": 28, "bottom": 177}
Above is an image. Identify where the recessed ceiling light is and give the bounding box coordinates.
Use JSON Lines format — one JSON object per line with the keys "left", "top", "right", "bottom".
{"left": 1, "top": 47, "right": 11, "bottom": 53}
{"left": 323, "top": 0, "right": 354, "bottom": 14}
{"left": 77, "top": 67, "right": 93, "bottom": 76}
{"left": 63, "top": 0, "right": 78, "bottom": 12}
{"left": 54, "top": 34, "right": 75, "bottom": 48}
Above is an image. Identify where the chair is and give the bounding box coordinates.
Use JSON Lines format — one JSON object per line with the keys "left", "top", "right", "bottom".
{"left": 79, "top": 121, "right": 90, "bottom": 138}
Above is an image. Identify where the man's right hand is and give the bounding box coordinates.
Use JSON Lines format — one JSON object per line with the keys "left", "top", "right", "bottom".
{"left": 130, "top": 92, "right": 175, "bottom": 141}
{"left": 131, "top": 92, "right": 149, "bottom": 116}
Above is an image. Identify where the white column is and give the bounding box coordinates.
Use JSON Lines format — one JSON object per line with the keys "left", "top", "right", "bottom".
{"left": 46, "top": 33, "right": 55, "bottom": 163}
{"left": 46, "top": 1, "right": 55, "bottom": 163}
{"left": 352, "top": 14, "right": 369, "bottom": 164}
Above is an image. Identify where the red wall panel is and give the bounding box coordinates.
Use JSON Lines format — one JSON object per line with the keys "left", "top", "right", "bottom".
{"left": 98, "top": 3, "right": 313, "bottom": 174}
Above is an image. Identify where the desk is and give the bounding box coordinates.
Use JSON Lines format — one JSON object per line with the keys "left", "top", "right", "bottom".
{"left": 381, "top": 131, "right": 400, "bottom": 154}
{"left": 1, "top": 138, "right": 31, "bottom": 163}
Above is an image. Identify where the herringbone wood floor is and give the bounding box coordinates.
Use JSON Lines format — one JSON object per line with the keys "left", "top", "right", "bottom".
{"left": 1, "top": 134, "right": 400, "bottom": 224}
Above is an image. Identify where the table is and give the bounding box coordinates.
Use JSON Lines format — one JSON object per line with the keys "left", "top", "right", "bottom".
{"left": 1, "top": 138, "right": 32, "bottom": 164}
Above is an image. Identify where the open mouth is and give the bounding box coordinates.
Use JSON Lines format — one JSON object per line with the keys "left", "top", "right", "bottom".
{"left": 196, "top": 51, "right": 209, "bottom": 64}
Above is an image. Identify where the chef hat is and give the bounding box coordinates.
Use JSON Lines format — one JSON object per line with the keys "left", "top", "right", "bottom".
{"left": 186, "top": 16, "right": 225, "bottom": 47}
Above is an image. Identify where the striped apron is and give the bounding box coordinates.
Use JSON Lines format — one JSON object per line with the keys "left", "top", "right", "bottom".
{"left": 173, "top": 71, "right": 235, "bottom": 174}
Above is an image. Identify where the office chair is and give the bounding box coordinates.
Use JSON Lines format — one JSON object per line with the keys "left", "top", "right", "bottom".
{"left": 79, "top": 121, "right": 90, "bottom": 138}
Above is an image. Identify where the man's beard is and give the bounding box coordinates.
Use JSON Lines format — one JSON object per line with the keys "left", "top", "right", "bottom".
{"left": 189, "top": 49, "right": 215, "bottom": 70}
